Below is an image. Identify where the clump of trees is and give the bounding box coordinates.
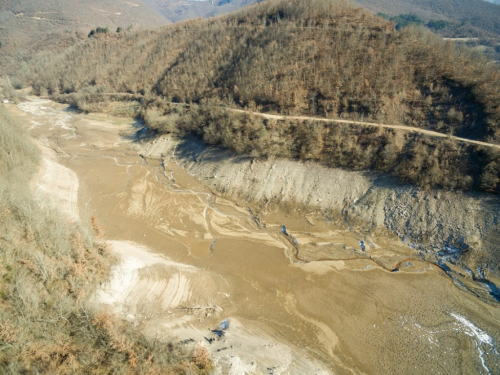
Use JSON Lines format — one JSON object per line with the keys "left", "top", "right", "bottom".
{"left": 87, "top": 26, "right": 126, "bottom": 38}
{"left": 88, "top": 26, "right": 109, "bottom": 38}
{"left": 377, "top": 13, "right": 452, "bottom": 31}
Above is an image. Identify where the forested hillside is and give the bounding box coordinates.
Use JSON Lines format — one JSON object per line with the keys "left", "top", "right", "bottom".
{"left": 23, "top": 0, "right": 500, "bottom": 140}
{"left": 353, "top": 0, "right": 500, "bottom": 60}
{"left": 11, "top": 0, "right": 500, "bottom": 193}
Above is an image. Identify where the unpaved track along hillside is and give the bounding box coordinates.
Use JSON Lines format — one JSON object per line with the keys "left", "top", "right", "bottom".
{"left": 8, "top": 98, "right": 500, "bottom": 375}
{"left": 229, "top": 108, "right": 500, "bottom": 149}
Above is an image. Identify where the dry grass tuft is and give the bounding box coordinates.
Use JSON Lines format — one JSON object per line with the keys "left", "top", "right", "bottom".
{"left": 192, "top": 345, "right": 212, "bottom": 371}
{"left": 91, "top": 215, "right": 106, "bottom": 238}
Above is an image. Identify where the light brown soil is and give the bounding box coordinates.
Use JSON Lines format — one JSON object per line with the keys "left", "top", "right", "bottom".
{"left": 8, "top": 99, "right": 500, "bottom": 374}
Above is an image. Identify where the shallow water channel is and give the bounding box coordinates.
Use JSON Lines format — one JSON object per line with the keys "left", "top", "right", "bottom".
{"left": 10, "top": 99, "right": 500, "bottom": 374}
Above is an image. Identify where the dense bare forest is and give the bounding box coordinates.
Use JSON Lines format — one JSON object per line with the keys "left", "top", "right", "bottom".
{"left": 10, "top": 0, "right": 500, "bottom": 193}
{"left": 147, "top": 105, "right": 499, "bottom": 192}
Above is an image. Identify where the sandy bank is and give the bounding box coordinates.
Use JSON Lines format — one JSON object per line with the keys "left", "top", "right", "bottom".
{"left": 31, "top": 143, "right": 80, "bottom": 222}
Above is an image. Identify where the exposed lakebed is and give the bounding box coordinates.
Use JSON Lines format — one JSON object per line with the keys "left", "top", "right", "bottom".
{"left": 10, "top": 98, "right": 500, "bottom": 374}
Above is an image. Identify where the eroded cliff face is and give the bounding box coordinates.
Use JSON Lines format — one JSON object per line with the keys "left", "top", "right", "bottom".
{"left": 140, "top": 134, "right": 500, "bottom": 295}
{"left": 350, "top": 184, "right": 500, "bottom": 266}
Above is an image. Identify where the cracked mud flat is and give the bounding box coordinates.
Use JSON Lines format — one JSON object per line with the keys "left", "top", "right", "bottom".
{"left": 9, "top": 98, "right": 500, "bottom": 374}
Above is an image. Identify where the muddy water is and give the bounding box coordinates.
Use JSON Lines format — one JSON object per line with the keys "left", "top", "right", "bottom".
{"left": 10, "top": 99, "right": 500, "bottom": 374}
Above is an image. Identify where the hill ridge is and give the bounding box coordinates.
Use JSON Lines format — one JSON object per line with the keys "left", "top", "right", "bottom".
{"left": 8, "top": 0, "right": 500, "bottom": 193}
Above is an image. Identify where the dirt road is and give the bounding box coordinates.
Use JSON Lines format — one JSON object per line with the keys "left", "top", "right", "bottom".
{"left": 229, "top": 108, "right": 500, "bottom": 149}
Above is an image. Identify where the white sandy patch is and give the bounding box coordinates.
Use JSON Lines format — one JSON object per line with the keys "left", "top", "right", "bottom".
{"left": 209, "top": 318, "right": 332, "bottom": 375}
{"left": 17, "top": 99, "right": 52, "bottom": 115}
{"left": 95, "top": 240, "right": 218, "bottom": 316}
{"left": 54, "top": 112, "right": 73, "bottom": 131}
{"left": 18, "top": 99, "right": 76, "bottom": 138}
{"left": 120, "top": 169, "right": 288, "bottom": 248}
{"left": 122, "top": 173, "right": 212, "bottom": 237}
{"left": 209, "top": 210, "right": 288, "bottom": 249}
{"left": 451, "top": 313, "right": 494, "bottom": 345}
{"left": 28, "top": 120, "right": 41, "bottom": 130}
{"left": 451, "top": 313, "right": 497, "bottom": 374}
{"left": 98, "top": 243, "right": 334, "bottom": 373}
{"left": 32, "top": 146, "right": 80, "bottom": 222}
{"left": 144, "top": 316, "right": 332, "bottom": 375}
{"left": 295, "top": 261, "right": 345, "bottom": 275}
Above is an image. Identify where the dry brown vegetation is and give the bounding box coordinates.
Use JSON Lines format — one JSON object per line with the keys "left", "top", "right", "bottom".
{"left": 10, "top": 0, "right": 500, "bottom": 193}
{"left": 21, "top": 0, "right": 500, "bottom": 140}
{"left": 0, "top": 105, "right": 210, "bottom": 374}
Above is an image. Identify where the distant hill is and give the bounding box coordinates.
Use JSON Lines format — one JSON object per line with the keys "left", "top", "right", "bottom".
{"left": 2, "top": 0, "right": 168, "bottom": 27}
{"left": 141, "top": 0, "right": 259, "bottom": 23}
{"left": 484, "top": 0, "right": 500, "bottom": 5}
{"left": 352, "top": 0, "right": 500, "bottom": 36}
{"left": 0, "top": 0, "right": 170, "bottom": 75}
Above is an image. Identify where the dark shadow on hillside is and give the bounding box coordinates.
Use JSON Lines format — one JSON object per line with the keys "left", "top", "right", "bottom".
{"left": 64, "top": 105, "right": 81, "bottom": 114}
{"left": 174, "top": 135, "right": 253, "bottom": 165}
{"left": 119, "top": 120, "right": 159, "bottom": 142}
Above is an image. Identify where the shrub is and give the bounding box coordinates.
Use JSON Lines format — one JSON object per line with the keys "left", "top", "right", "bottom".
{"left": 88, "top": 26, "right": 109, "bottom": 38}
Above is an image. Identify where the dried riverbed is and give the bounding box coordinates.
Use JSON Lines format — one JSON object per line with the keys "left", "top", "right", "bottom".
{"left": 9, "top": 99, "right": 500, "bottom": 374}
